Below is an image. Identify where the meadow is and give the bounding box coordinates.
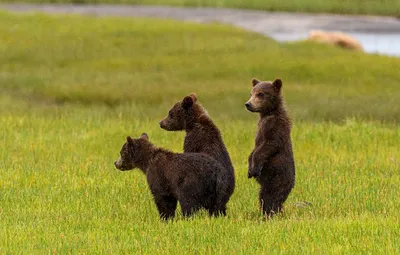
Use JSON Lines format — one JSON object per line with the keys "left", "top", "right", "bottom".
{"left": 1, "top": 0, "right": 400, "bottom": 16}
{"left": 0, "top": 12, "right": 399, "bottom": 253}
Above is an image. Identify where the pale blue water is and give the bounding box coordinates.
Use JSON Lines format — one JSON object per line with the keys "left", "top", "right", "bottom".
{"left": 352, "top": 33, "right": 400, "bottom": 57}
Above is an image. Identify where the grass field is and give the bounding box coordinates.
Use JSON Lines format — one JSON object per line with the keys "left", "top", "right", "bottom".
{"left": 0, "top": 12, "right": 399, "bottom": 253}
{"left": 2, "top": 0, "right": 400, "bottom": 16}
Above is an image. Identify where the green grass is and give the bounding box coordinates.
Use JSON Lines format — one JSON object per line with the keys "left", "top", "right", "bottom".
{"left": 0, "top": 12, "right": 399, "bottom": 253}
{"left": 2, "top": 0, "right": 400, "bottom": 16}
{"left": 1, "top": 12, "right": 400, "bottom": 122}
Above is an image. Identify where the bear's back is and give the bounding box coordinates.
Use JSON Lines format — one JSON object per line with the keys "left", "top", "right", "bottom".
{"left": 184, "top": 117, "right": 234, "bottom": 174}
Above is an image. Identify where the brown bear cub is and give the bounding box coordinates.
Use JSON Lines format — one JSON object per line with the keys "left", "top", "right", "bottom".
{"left": 114, "top": 133, "right": 229, "bottom": 220}
{"left": 245, "top": 78, "right": 295, "bottom": 217}
{"left": 159, "top": 94, "right": 235, "bottom": 215}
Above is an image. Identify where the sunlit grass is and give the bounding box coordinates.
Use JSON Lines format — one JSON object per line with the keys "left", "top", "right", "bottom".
{"left": 1, "top": 112, "right": 399, "bottom": 253}
{"left": 0, "top": 12, "right": 399, "bottom": 253}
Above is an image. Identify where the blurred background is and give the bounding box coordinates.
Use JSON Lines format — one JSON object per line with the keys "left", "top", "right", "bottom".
{"left": 1, "top": 0, "right": 400, "bottom": 122}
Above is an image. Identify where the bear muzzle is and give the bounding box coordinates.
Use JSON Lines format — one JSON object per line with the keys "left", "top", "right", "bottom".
{"left": 114, "top": 158, "right": 126, "bottom": 170}
{"left": 245, "top": 102, "right": 256, "bottom": 112}
{"left": 248, "top": 165, "right": 263, "bottom": 178}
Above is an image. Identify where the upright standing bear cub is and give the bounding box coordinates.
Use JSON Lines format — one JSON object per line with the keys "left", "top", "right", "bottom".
{"left": 114, "top": 133, "right": 229, "bottom": 220}
{"left": 245, "top": 78, "right": 295, "bottom": 217}
{"left": 159, "top": 94, "right": 235, "bottom": 216}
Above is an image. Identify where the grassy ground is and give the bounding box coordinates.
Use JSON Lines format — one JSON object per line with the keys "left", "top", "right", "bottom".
{"left": 2, "top": 0, "right": 400, "bottom": 16}
{"left": 0, "top": 12, "right": 399, "bottom": 254}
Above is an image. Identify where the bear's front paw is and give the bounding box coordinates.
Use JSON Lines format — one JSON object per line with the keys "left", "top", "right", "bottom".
{"left": 248, "top": 165, "right": 263, "bottom": 178}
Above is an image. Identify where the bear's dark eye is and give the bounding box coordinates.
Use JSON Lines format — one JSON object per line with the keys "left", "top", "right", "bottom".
{"left": 257, "top": 93, "right": 264, "bottom": 97}
{"left": 169, "top": 112, "right": 173, "bottom": 118}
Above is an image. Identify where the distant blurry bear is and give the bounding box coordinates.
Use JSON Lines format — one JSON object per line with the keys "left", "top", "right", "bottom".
{"left": 308, "top": 30, "right": 363, "bottom": 51}
{"left": 114, "top": 133, "right": 229, "bottom": 220}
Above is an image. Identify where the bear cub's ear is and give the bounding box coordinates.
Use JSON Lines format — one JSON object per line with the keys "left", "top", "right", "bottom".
{"left": 140, "top": 133, "right": 149, "bottom": 141}
{"left": 182, "top": 95, "right": 194, "bottom": 109}
{"left": 189, "top": 93, "right": 197, "bottom": 102}
{"left": 273, "top": 78, "right": 282, "bottom": 91}
{"left": 126, "top": 136, "right": 134, "bottom": 144}
{"left": 252, "top": 78, "right": 260, "bottom": 87}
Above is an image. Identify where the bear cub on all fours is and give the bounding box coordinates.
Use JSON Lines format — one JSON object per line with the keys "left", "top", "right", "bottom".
{"left": 159, "top": 93, "right": 235, "bottom": 214}
{"left": 245, "top": 78, "right": 295, "bottom": 217}
{"left": 114, "top": 133, "right": 229, "bottom": 220}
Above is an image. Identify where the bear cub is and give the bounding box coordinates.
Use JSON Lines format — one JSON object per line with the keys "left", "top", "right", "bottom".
{"left": 159, "top": 94, "right": 235, "bottom": 214}
{"left": 245, "top": 78, "right": 295, "bottom": 217}
{"left": 114, "top": 133, "right": 229, "bottom": 220}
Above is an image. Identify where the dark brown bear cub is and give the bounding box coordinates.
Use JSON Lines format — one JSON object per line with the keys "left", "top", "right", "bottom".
{"left": 159, "top": 94, "right": 235, "bottom": 215}
{"left": 245, "top": 78, "right": 295, "bottom": 217}
{"left": 114, "top": 133, "right": 229, "bottom": 220}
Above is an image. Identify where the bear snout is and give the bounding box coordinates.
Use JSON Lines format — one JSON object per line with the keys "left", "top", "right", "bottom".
{"left": 159, "top": 119, "right": 169, "bottom": 130}
{"left": 114, "top": 161, "right": 120, "bottom": 169}
{"left": 248, "top": 166, "right": 262, "bottom": 178}
{"left": 114, "top": 159, "right": 123, "bottom": 170}
{"left": 245, "top": 102, "right": 254, "bottom": 111}
{"left": 248, "top": 171, "right": 260, "bottom": 179}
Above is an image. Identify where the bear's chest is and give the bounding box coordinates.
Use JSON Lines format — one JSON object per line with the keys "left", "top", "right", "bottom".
{"left": 256, "top": 117, "right": 275, "bottom": 145}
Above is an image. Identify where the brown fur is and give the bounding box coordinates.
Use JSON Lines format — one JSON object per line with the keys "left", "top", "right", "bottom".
{"left": 245, "top": 78, "right": 295, "bottom": 217}
{"left": 159, "top": 94, "right": 235, "bottom": 214}
{"left": 114, "top": 133, "right": 228, "bottom": 220}
{"left": 307, "top": 30, "right": 363, "bottom": 51}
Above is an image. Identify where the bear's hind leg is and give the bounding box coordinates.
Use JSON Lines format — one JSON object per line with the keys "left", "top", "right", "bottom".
{"left": 180, "top": 199, "right": 201, "bottom": 218}
{"left": 259, "top": 187, "right": 283, "bottom": 218}
{"left": 208, "top": 206, "right": 226, "bottom": 217}
{"left": 154, "top": 195, "right": 177, "bottom": 220}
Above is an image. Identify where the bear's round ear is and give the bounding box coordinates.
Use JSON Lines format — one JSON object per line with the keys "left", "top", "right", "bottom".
{"left": 273, "top": 78, "right": 282, "bottom": 91}
{"left": 252, "top": 78, "right": 260, "bottom": 87}
{"left": 182, "top": 96, "right": 194, "bottom": 109}
{"left": 189, "top": 93, "right": 198, "bottom": 102}
{"left": 140, "top": 133, "right": 149, "bottom": 141}
{"left": 126, "top": 136, "right": 134, "bottom": 144}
